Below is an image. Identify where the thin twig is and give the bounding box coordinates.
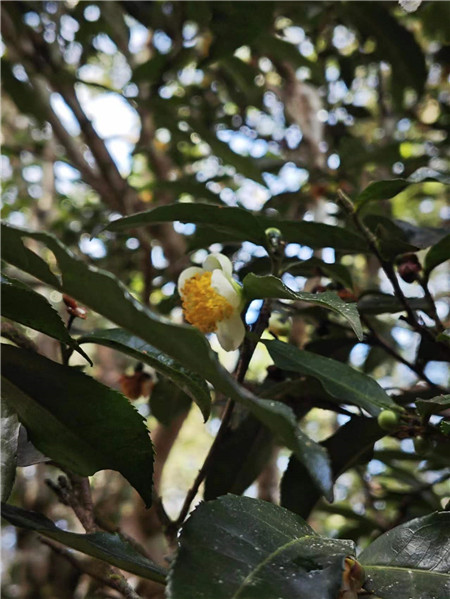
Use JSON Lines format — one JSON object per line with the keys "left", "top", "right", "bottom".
{"left": 40, "top": 538, "right": 144, "bottom": 599}
{"left": 361, "top": 315, "right": 439, "bottom": 389}
{"left": 169, "top": 299, "right": 274, "bottom": 537}
{"left": 337, "top": 191, "right": 430, "bottom": 334}
{"left": 419, "top": 276, "right": 445, "bottom": 333}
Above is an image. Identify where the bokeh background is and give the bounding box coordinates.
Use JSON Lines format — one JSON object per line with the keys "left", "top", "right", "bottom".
{"left": 1, "top": 1, "right": 449, "bottom": 597}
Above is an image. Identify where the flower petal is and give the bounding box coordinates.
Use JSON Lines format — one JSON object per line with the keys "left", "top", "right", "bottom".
{"left": 216, "top": 312, "right": 246, "bottom": 351}
{"left": 203, "top": 253, "right": 233, "bottom": 279}
{"left": 211, "top": 270, "right": 241, "bottom": 308}
{"left": 177, "top": 267, "right": 204, "bottom": 295}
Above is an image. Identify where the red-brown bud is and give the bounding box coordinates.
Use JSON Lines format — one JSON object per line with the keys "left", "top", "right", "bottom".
{"left": 337, "top": 288, "right": 357, "bottom": 302}
{"left": 119, "top": 371, "right": 153, "bottom": 400}
{"left": 396, "top": 254, "right": 422, "bottom": 283}
{"left": 62, "top": 295, "right": 88, "bottom": 319}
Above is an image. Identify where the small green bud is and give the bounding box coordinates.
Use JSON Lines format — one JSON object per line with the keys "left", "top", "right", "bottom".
{"left": 377, "top": 410, "right": 400, "bottom": 432}
{"left": 264, "top": 227, "right": 283, "bottom": 252}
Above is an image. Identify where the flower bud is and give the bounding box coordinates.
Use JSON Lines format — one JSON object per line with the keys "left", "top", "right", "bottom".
{"left": 63, "top": 294, "right": 88, "bottom": 319}
{"left": 264, "top": 227, "right": 284, "bottom": 253}
{"left": 337, "top": 288, "right": 357, "bottom": 302}
{"left": 377, "top": 409, "right": 401, "bottom": 432}
{"left": 396, "top": 254, "right": 422, "bottom": 283}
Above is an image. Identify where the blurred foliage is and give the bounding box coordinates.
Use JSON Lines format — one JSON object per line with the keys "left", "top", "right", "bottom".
{"left": 1, "top": 1, "right": 449, "bottom": 598}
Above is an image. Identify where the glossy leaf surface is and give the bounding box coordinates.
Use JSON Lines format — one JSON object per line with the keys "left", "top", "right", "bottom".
{"left": 264, "top": 339, "right": 396, "bottom": 416}
{"left": 360, "top": 511, "right": 450, "bottom": 599}
{"left": 243, "top": 273, "right": 363, "bottom": 340}
{"left": 105, "top": 202, "right": 367, "bottom": 253}
{"left": 2, "top": 345, "right": 154, "bottom": 506}
{"left": 416, "top": 394, "right": 450, "bottom": 418}
{"left": 167, "top": 495, "right": 354, "bottom": 599}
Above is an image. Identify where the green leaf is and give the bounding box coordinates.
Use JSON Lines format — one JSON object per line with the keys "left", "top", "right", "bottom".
{"left": 285, "top": 258, "right": 354, "bottom": 289}
{"left": 1, "top": 225, "right": 60, "bottom": 288}
{"left": 204, "top": 415, "right": 274, "bottom": 500}
{"left": 243, "top": 274, "right": 363, "bottom": 340}
{"left": 0, "top": 397, "right": 19, "bottom": 502}
{"left": 355, "top": 178, "right": 443, "bottom": 209}
{"left": 355, "top": 179, "right": 411, "bottom": 207}
{"left": 264, "top": 339, "right": 396, "bottom": 416}
{"left": 359, "top": 512, "right": 450, "bottom": 599}
{"left": 239, "top": 257, "right": 354, "bottom": 289}
{"left": 167, "top": 495, "right": 355, "bottom": 599}
{"left": 1, "top": 276, "right": 91, "bottom": 364}
{"left": 1, "top": 503, "right": 166, "bottom": 584}
{"left": 416, "top": 395, "right": 450, "bottom": 418}
{"left": 1, "top": 345, "right": 154, "bottom": 507}
{"left": 357, "top": 293, "right": 430, "bottom": 315}
{"left": 365, "top": 215, "right": 449, "bottom": 258}
{"left": 281, "top": 417, "right": 383, "bottom": 519}
{"left": 150, "top": 378, "right": 191, "bottom": 427}
{"left": 425, "top": 234, "right": 450, "bottom": 276}
{"left": 79, "top": 328, "right": 211, "bottom": 421}
{"left": 206, "top": 2, "right": 274, "bottom": 62}
{"left": 105, "top": 202, "right": 265, "bottom": 243}
{"left": 1, "top": 224, "right": 332, "bottom": 498}
{"left": 105, "top": 202, "right": 368, "bottom": 253}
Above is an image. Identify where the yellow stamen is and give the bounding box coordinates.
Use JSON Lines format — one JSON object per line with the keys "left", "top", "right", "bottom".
{"left": 181, "top": 272, "right": 233, "bottom": 333}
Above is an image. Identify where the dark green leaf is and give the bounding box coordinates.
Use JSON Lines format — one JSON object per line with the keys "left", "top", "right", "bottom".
{"left": 79, "top": 328, "right": 210, "bottom": 421}
{"left": 1, "top": 225, "right": 60, "bottom": 288}
{"left": 285, "top": 258, "right": 354, "bottom": 289}
{"left": 359, "top": 511, "right": 450, "bottom": 599}
{"left": 365, "top": 215, "right": 449, "bottom": 258}
{"left": 424, "top": 234, "right": 450, "bottom": 276}
{"left": 243, "top": 274, "right": 363, "bottom": 340}
{"left": 204, "top": 415, "right": 274, "bottom": 500}
{"left": 206, "top": 2, "right": 274, "bottom": 62}
{"left": 355, "top": 178, "right": 442, "bottom": 209}
{"left": 355, "top": 179, "right": 411, "bottom": 207}
{"left": 221, "top": 57, "right": 263, "bottom": 104}
{"left": 1, "top": 276, "right": 91, "bottom": 364}
{"left": 1, "top": 224, "right": 332, "bottom": 498}
{"left": 105, "top": 202, "right": 368, "bottom": 253}
{"left": 416, "top": 395, "right": 450, "bottom": 418}
{"left": 167, "top": 495, "right": 355, "bottom": 599}
{"left": 358, "top": 293, "right": 430, "bottom": 315}
{"left": 105, "top": 203, "right": 265, "bottom": 244}
{"left": 1, "top": 503, "right": 166, "bottom": 583}
{"left": 264, "top": 339, "right": 396, "bottom": 416}
{"left": 281, "top": 417, "right": 383, "bottom": 519}
{"left": 0, "top": 397, "right": 19, "bottom": 502}
{"left": 2, "top": 345, "right": 154, "bottom": 507}
{"left": 150, "top": 378, "right": 191, "bottom": 427}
